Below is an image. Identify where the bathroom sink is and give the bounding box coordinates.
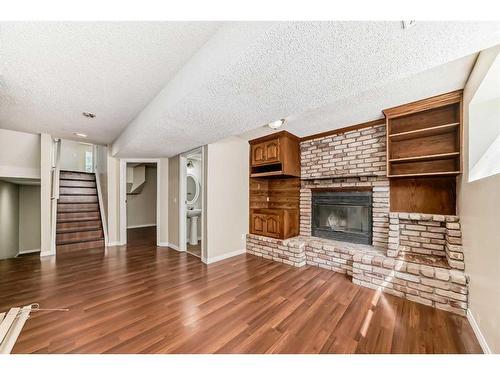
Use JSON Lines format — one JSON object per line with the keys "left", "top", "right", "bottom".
{"left": 187, "top": 208, "right": 202, "bottom": 218}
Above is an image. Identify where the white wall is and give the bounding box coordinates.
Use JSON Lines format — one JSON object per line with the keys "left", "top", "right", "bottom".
{"left": 19, "top": 185, "right": 41, "bottom": 253}
{"left": 59, "top": 139, "right": 93, "bottom": 172}
{"left": 206, "top": 136, "right": 249, "bottom": 262}
{"left": 168, "top": 156, "right": 180, "bottom": 248}
{"left": 0, "top": 180, "right": 19, "bottom": 259}
{"left": 458, "top": 44, "right": 500, "bottom": 354}
{"left": 127, "top": 166, "right": 157, "bottom": 228}
{"left": 0, "top": 128, "right": 40, "bottom": 179}
{"left": 106, "top": 154, "right": 120, "bottom": 245}
{"left": 40, "top": 134, "right": 52, "bottom": 256}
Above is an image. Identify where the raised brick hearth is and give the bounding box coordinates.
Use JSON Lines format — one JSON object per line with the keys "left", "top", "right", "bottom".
{"left": 246, "top": 122, "right": 469, "bottom": 315}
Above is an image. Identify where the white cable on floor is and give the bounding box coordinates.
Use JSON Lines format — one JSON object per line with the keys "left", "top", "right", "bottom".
{"left": 0, "top": 303, "right": 69, "bottom": 354}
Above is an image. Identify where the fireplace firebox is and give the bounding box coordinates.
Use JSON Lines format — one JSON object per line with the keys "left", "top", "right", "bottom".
{"left": 312, "top": 190, "right": 372, "bottom": 245}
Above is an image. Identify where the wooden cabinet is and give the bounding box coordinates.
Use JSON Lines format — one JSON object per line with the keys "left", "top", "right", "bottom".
{"left": 248, "top": 131, "right": 301, "bottom": 240}
{"left": 251, "top": 213, "right": 267, "bottom": 236}
{"left": 250, "top": 139, "right": 281, "bottom": 166}
{"left": 249, "top": 131, "right": 300, "bottom": 177}
{"left": 250, "top": 208, "right": 298, "bottom": 240}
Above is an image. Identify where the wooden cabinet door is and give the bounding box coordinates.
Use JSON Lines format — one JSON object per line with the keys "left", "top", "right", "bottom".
{"left": 251, "top": 213, "right": 266, "bottom": 235}
{"left": 251, "top": 143, "right": 267, "bottom": 165}
{"left": 264, "top": 140, "right": 280, "bottom": 163}
{"left": 265, "top": 214, "right": 281, "bottom": 238}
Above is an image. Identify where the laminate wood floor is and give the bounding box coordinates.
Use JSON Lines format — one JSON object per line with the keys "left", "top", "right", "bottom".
{"left": 0, "top": 228, "right": 481, "bottom": 354}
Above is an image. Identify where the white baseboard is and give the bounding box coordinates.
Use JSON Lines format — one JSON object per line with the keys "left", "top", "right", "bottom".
{"left": 40, "top": 251, "right": 55, "bottom": 257}
{"left": 107, "top": 241, "right": 124, "bottom": 246}
{"left": 168, "top": 243, "right": 181, "bottom": 251}
{"left": 467, "top": 309, "right": 492, "bottom": 354}
{"left": 204, "top": 249, "right": 246, "bottom": 265}
{"left": 127, "top": 224, "right": 157, "bottom": 229}
{"left": 157, "top": 242, "right": 181, "bottom": 251}
{"left": 18, "top": 248, "right": 41, "bottom": 255}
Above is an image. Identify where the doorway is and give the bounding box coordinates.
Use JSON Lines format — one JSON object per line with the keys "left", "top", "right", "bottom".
{"left": 119, "top": 159, "right": 160, "bottom": 246}
{"left": 179, "top": 148, "right": 204, "bottom": 259}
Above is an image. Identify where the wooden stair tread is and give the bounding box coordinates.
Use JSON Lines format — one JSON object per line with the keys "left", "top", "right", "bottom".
{"left": 58, "top": 203, "right": 99, "bottom": 213}
{"left": 57, "top": 237, "right": 105, "bottom": 246}
{"left": 56, "top": 230, "right": 104, "bottom": 245}
{"left": 59, "top": 195, "right": 98, "bottom": 203}
{"left": 57, "top": 224, "right": 102, "bottom": 234}
{"left": 59, "top": 179, "right": 96, "bottom": 188}
{"left": 56, "top": 239, "right": 105, "bottom": 253}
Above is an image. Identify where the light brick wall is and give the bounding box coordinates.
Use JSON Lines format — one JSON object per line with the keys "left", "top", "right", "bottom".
{"left": 246, "top": 234, "right": 306, "bottom": 267}
{"left": 300, "top": 124, "right": 386, "bottom": 180}
{"left": 389, "top": 213, "right": 465, "bottom": 270}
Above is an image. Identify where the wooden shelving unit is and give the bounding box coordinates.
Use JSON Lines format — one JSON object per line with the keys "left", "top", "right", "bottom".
{"left": 384, "top": 91, "right": 462, "bottom": 179}
{"left": 383, "top": 90, "right": 463, "bottom": 215}
{"left": 248, "top": 131, "right": 301, "bottom": 240}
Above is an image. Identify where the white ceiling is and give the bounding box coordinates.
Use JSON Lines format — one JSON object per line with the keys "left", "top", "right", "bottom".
{"left": 1, "top": 21, "right": 499, "bottom": 157}
{"left": 0, "top": 22, "right": 221, "bottom": 144}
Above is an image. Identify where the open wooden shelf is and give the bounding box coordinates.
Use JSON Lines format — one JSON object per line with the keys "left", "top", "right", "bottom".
{"left": 389, "top": 122, "right": 459, "bottom": 141}
{"left": 383, "top": 90, "right": 463, "bottom": 215}
{"left": 389, "top": 152, "right": 460, "bottom": 164}
{"left": 388, "top": 171, "right": 460, "bottom": 178}
{"left": 250, "top": 170, "right": 285, "bottom": 178}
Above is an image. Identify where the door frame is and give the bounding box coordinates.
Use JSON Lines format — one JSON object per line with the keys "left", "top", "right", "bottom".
{"left": 119, "top": 158, "right": 161, "bottom": 246}
{"left": 179, "top": 147, "right": 204, "bottom": 255}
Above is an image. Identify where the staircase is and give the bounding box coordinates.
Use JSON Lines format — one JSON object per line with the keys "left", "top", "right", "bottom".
{"left": 56, "top": 171, "right": 104, "bottom": 253}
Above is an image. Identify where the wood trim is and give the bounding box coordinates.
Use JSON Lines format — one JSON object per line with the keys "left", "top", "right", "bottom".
{"left": 382, "top": 90, "right": 463, "bottom": 118}
{"left": 300, "top": 118, "right": 385, "bottom": 142}
{"left": 248, "top": 130, "right": 300, "bottom": 144}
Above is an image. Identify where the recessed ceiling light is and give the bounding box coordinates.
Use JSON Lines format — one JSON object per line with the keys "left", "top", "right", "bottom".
{"left": 74, "top": 132, "right": 88, "bottom": 138}
{"left": 401, "top": 21, "right": 416, "bottom": 29}
{"left": 82, "top": 111, "right": 96, "bottom": 118}
{"left": 268, "top": 119, "right": 285, "bottom": 130}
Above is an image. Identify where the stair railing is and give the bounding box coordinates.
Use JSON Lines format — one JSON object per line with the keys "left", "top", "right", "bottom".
{"left": 49, "top": 139, "right": 61, "bottom": 254}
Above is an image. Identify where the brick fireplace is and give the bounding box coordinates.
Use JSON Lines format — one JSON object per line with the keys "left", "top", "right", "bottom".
{"left": 311, "top": 189, "right": 372, "bottom": 245}
{"left": 246, "top": 121, "right": 469, "bottom": 316}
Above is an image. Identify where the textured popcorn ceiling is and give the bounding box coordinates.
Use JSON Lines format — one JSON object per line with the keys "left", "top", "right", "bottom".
{"left": 1, "top": 21, "right": 499, "bottom": 156}
{"left": 0, "top": 22, "right": 222, "bottom": 144}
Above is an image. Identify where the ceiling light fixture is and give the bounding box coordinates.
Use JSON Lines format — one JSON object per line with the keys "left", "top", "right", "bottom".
{"left": 268, "top": 119, "right": 285, "bottom": 130}
{"left": 401, "top": 21, "right": 416, "bottom": 29}
{"left": 82, "top": 111, "right": 96, "bottom": 118}
{"left": 74, "top": 132, "right": 88, "bottom": 138}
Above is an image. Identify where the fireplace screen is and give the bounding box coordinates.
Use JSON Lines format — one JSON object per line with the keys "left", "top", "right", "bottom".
{"left": 312, "top": 191, "right": 372, "bottom": 245}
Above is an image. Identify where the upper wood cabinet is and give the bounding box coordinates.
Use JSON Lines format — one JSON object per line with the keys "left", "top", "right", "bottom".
{"left": 250, "top": 139, "right": 280, "bottom": 165}
{"left": 249, "top": 131, "right": 300, "bottom": 177}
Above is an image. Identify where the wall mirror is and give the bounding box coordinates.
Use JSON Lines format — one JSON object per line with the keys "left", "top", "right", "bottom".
{"left": 186, "top": 174, "right": 200, "bottom": 205}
